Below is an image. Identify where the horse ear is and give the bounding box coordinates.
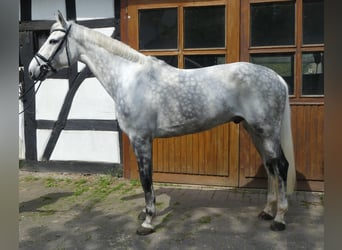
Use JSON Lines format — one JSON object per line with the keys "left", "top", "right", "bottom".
{"left": 57, "top": 10, "right": 68, "bottom": 29}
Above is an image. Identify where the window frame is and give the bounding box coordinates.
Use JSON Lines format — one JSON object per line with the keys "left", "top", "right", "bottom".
{"left": 241, "top": 0, "right": 324, "bottom": 103}
{"left": 128, "top": 0, "right": 240, "bottom": 69}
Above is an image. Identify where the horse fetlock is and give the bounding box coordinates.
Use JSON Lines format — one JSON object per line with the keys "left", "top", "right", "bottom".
{"left": 258, "top": 211, "right": 274, "bottom": 221}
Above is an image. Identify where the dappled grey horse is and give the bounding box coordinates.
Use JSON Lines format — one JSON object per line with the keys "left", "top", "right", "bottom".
{"left": 29, "top": 12, "right": 296, "bottom": 235}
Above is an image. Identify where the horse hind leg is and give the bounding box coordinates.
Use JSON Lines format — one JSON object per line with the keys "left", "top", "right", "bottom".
{"left": 261, "top": 145, "right": 289, "bottom": 231}
{"left": 258, "top": 169, "right": 277, "bottom": 221}
{"left": 267, "top": 150, "right": 289, "bottom": 231}
{"left": 244, "top": 122, "right": 289, "bottom": 231}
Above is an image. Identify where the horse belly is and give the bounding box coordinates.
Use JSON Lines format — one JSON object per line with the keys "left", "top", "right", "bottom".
{"left": 154, "top": 99, "right": 237, "bottom": 138}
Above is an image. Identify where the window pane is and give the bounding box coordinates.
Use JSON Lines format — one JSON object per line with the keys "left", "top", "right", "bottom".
{"left": 251, "top": 2, "right": 295, "bottom": 46}
{"left": 156, "top": 55, "right": 178, "bottom": 68}
{"left": 184, "top": 55, "right": 225, "bottom": 69}
{"left": 302, "top": 52, "right": 324, "bottom": 95}
{"left": 303, "top": 0, "right": 324, "bottom": 44}
{"left": 139, "top": 8, "right": 178, "bottom": 50}
{"left": 251, "top": 54, "right": 294, "bottom": 95}
{"left": 184, "top": 6, "right": 225, "bottom": 48}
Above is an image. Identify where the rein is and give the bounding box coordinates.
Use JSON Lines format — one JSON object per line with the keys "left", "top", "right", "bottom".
{"left": 19, "top": 25, "right": 72, "bottom": 115}
{"left": 18, "top": 80, "right": 43, "bottom": 115}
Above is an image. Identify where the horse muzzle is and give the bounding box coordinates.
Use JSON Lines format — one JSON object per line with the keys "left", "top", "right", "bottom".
{"left": 28, "top": 62, "right": 50, "bottom": 81}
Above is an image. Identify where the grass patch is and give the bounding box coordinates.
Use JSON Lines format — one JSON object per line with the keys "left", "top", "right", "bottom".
{"left": 111, "top": 183, "right": 126, "bottom": 192}
{"left": 130, "top": 180, "right": 140, "bottom": 187}
{"left": 156, "top": 202, "right": 165, "bottom": 208}
{"left": 38, "top": 210, "right": 56, "bottom": 216}
{"left": 198, "top": 216, "right": 211, "bottom": 224}
{"left": 23, "top": 175, "right": 40, "bottom": 182}
{"left": 45, "top": 177, "right": 59, "bottom": 187}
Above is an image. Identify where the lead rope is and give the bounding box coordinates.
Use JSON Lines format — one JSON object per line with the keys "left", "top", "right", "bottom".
{"left": 19, "top": 79, "right": 43, "bottom": 115}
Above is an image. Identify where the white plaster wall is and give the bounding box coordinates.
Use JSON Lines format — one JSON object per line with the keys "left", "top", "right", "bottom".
{"left": 37, "top": 130, "right": 120, "bottom": 163}
{"left": 68, "top": 77, "right": 116, "bottom": 119}
{"left": 32, "top": 0, "right": 66, "bottom": 20}
{"left": 19, "top": 101, "right": 25, "bottom": 160}
{"left": 76, "top": 0, "right": 114, "bottom": 20}
{"left": 32, "top": 0, "right": 114, "bottom": 21}
{"left": 34, "top": 77, "right": 120, "bottom": 163}
{"left": 35, "top": 79, "right": 69, "bottom": 120}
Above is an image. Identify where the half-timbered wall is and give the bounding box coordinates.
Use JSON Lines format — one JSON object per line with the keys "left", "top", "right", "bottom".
{"left": 19, "top": 0, "right": 122, "bottom": 166}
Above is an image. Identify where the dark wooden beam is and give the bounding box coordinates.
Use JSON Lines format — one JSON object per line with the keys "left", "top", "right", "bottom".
{"left": 37, "top": 119, "right": 119, "bottom": 131}
{"left": 19, "top": 18, "right": 118, "bottom": 32}
{"left": 20, "top": 0, "right": 31, "bottom": 21}
{"left": 65, "top": 0, "right": 76, "bottom": 20}
{"left": 21, "top": 160, "right": 123, "bottom": 176}
{"left": 42, "top": 67, "right": 91, "bottom": 161}
{"left": 19, "top": 31, "right": 37, "bottom": 160}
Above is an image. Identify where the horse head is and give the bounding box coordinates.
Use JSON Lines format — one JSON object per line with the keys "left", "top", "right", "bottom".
{"left": 28, "top": 11, "right": 74, "bottom": 81}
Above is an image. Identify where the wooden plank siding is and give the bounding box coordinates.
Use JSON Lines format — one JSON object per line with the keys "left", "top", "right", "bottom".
{"left": 124, "top": 123, "right": 239, "bottom": 187}
{"left": 153, "top": 123, "right": 238, "bottom": 177}
{"left": 239, "top": 104, "right": 324, "bottom": 191}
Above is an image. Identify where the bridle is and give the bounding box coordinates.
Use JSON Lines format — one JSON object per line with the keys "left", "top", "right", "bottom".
{"left": 33, "top": 25, "right": 72, "bottom": 78}
{"left": 19, "top": 25, "right": 72, "bottom": 115}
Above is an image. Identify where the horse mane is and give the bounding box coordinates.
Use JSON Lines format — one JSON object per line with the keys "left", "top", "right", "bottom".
{"left": 71, "top": 22, "right": 147, "bottom": 64}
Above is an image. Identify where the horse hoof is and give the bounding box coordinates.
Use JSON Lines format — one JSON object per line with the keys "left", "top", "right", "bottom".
{"left": 270, "top": 221, "right": 286, "bottom": 231}
{"left": 138, "top": 211, "right": 146, "bottom": 221}
{"left": 136, "top": 226, "right": 155, "bottom": 236}
{"left": 258, "top": 211, "right": 274, "bottom": 221}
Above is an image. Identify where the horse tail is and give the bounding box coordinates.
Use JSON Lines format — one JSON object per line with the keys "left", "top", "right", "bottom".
{"left": 280, "top": 83, "right": 296, "bottom": 195}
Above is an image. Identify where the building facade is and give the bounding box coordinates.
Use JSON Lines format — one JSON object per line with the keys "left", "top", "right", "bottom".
{"left": 19, "top": 0, "right": 324, "bottom": 191}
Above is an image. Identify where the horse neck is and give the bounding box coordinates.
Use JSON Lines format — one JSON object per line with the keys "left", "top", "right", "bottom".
{"left": 70, "top": 24, "right": 146, "bottom": 98}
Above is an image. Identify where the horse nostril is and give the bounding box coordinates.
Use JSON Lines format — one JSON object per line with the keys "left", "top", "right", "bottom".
{"left": 29, "top": 70, "right": 36, "bottom": 80}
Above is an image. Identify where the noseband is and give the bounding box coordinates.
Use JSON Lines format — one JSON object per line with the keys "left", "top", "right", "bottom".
{"left": 34, "top": 25, "right": 72, "bottom": 76}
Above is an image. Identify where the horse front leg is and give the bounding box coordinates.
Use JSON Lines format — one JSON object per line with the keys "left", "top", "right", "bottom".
{"left": 131, "top": 137, "right": 156, "bottom": 235}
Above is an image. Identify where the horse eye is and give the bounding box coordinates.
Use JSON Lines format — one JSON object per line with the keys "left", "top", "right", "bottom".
{"left": 49, "top": 39, "right": 59, "bottom": 45}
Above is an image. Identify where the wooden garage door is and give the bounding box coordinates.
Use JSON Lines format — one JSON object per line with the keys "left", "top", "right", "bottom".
{"left": 239, "top": 0, "right": 324, "bottom": 191}
{"left": 122, "top": 0, "right": 241, "bottom": 186}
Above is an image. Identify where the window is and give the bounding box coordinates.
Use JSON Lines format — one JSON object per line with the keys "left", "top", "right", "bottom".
{"left": 184, "top": 6, "right": 225, "bottom": 49}
{"left": 250, "top": 2, "right": 295, "bottom": 46}
{"left": 135, "top": 3, "right": 232, "bottom": 69}
{"left": 242, "top": 0, "right": 324, "bottom": 100}
{"left": 303, "top": 0, "right": 324, "bottom": 45}
{"left": 139, "top": 8, "right": 178, "bottom": 50}
{"left": 302, "top": 52, "right": 324, "bottom": 95}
